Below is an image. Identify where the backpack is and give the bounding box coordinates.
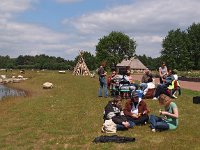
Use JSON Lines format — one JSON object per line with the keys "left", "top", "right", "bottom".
{"left": 193, "top": 96, "right": 200, "bottom": 104}
{"left": 101, "top": 119, "right": 117, "bottom": 133}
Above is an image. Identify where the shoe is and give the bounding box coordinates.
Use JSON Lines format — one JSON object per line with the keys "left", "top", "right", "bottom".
{"left": 172, "top": 94, "right": 177, "bottom": 99}
{"left": 152, "top": 97, "right": 158, "bottom": 100}
{"left": 152, "top": 129, "right": 156, "bottom": 132}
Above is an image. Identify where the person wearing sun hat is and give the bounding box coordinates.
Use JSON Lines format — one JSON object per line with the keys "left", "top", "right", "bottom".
{"left": 123, "top": 91, "right": 150, "bottom": 125}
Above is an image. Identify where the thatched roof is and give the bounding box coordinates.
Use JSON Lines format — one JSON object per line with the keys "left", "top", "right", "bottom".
{"left": 116, "top": 57, "right": 147, "bottom": 70}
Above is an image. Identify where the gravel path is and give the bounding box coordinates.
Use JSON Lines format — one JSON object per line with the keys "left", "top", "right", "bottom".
{"left": 133, "top": 74, "right": 200, "bottom": 92}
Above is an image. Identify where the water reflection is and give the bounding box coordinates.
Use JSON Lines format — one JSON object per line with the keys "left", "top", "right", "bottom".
{"left": 0, "top": 84, "right": 26, "bottom": 100}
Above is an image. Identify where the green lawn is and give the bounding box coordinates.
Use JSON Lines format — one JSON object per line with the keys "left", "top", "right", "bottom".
{"left": 0, "top": 70, "right": 200, "bottom": 149}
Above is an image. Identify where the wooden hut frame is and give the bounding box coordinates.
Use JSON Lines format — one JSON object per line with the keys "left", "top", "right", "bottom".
{"left": 73, "top": 51, "right": 91, "bottom": 76}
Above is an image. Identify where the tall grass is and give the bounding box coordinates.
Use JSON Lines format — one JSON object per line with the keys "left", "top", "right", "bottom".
{"left": 0, "top": 70, "right": 200, "bottom": 149}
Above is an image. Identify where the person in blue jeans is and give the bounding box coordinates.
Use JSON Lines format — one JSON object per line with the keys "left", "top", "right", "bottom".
{"left": 140, "top": 69, "right": 153, "bottom": 91}
{"left": 149, "top": 94, "right": 179, "bottom": 132}
{"left": 98, "top": 65, "right": 108, "bottom": 97}
{"left": 103, "top": 96, "right": 135, "bottom": 131}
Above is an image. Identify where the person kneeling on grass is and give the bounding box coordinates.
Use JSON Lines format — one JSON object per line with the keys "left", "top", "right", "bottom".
{"left": 123, "top": 91, "right": 150, "bottom": 126}
{"left": 149, "top": 94, "right": 179, "bottom": 132}
{"left": 103, "top": 96, "right": 135, "bottom": 131}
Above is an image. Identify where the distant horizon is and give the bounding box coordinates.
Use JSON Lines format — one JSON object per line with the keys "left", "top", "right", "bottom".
{"left": 0, "top": 52, "right": 156, "bottom": 61}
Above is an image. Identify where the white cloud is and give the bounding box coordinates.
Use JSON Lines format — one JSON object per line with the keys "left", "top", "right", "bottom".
{"left": 0, "top": 0, "right": 91, "bottom": 60}
{"left": 72, "top": 0, "right": 200, "bottom": 33}
{"left": 1, "top": 0, "right": 200, "bottom": 60}
{"left": 0, "top": 0, "right": 37, "bottom": 22}
{"left": 0, "top": 0, "right": 35, "bottom": 13}
{"left": 135, "top": 35, "right": 163, "bottom": 43}
{"left": 0, "top": 20, "right": 73, "bottom": 58}
{"left": 65, "top": 0, "right": 200, "bottom": 57}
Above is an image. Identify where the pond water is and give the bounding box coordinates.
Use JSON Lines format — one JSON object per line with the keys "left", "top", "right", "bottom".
{"left": 0, "top": 84, "right": 26, "bottom": 100}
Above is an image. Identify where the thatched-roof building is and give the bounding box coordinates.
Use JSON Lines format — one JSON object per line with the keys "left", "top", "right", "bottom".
{"left": 116, "top": 57, "right": 148, "bottom": 74}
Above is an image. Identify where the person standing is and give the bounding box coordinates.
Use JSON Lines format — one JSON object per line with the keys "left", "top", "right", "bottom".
{"left": 159, "top": 62, "right": 168, "bottom": 84}
{"left": 149, "top": 94, "right": 179, "bottom": 132}
{"left": 107, "top": 70, "right": 117, "bottom": 96}
{"left": 98, "top": 65, "right": 108, "bottom": 97}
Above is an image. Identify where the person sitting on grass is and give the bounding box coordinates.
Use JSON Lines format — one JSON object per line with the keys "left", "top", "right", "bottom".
{"left": 103, "top": 96, "right": 135, "bottom": 131}
{"left": 166, "top": 70, "right": 181, "bottom": 98}
{"left": 149, "top": 94, "right": 179, "bottom": 132}
{"left": 152, "top": 69, "right": 180, "bottom": 100}
{"left": 123, "top": 91, "right": 150, "bottom": 126}
{"left": 126, "top": 70, "right": 139, "bottom": 90}
{"left": 122, "top": 70, "right": 139, "bottom": 99}
{"left": 152, "top": 84, "right": 171, "bottom": 100}
{"left": 140, "top": 69, "right": 153, "bottom": 91}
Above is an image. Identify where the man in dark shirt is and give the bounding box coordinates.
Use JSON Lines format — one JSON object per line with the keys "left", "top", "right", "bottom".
{"left": 140, "top": 69, "right": 153, "bottom": 91}
{"left": 98, "top": 65, "right": 108, "bottom": 97}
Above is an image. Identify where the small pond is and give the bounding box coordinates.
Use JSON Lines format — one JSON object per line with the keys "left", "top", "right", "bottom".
{"left": 0, "top": 84, "right": 26, "bottom": 100}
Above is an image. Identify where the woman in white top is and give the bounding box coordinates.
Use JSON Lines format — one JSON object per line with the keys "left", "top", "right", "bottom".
{"left": 159, "top": 62, "right": 168, "bottom": 84}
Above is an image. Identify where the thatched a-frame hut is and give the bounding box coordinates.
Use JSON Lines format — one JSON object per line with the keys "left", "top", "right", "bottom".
{"left": 116, "top": 57, "right": 148, "bottom": 73}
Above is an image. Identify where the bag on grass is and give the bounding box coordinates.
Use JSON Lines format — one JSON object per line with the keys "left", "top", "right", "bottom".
{"left": 101, "top": 119, "right": 117, "bottom": 133}
{"left": 193, "top": 96, "right": 200, "bottom": 104}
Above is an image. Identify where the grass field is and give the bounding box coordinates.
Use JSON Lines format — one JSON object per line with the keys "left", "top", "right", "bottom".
{"left": 0, "top": 70, "right": 200, "bottom": 149}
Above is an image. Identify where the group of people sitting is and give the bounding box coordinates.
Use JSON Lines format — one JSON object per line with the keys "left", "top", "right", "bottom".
{"left": 153, "top": 62, "right": 181, "bottom": 100}
{"left": 102, "top": 92, "right": 179, "bottom": 133}
{"left": 107, "top": 65, "right": 181, "bottom": 100}
{"left": 101, "top": 62, "right": 180, "bottom": 133}
{"left": 107, "top": 70, "right": 139, "bottom": 98}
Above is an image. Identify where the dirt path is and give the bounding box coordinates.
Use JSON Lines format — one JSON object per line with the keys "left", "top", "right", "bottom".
{"left": 133, "top": 74, "right": 200, "bottom": 92}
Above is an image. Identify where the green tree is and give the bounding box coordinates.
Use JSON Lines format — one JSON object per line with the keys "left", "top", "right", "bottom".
{"left": 95, "top": 31, "right": 136, "bottom": 69}
{"left": 137, "top": 55, "right": 162, "bottom": 71}
{"left": 0, "top": 55, "right": 15, "bottom": 69}
{"left": 16, "top": 55, "right": 25, "bottom": 66}
{"left": 187, "top": 23, "right": 200, "bottom": 70}
{"left": 65, "top": 60, "right": 75, "bottom": 70}
{"left": 137, "top": 55, "right": 148, "bottom": 68}
{"left": 161, "top": 29, "right": 191, "bottom": 70}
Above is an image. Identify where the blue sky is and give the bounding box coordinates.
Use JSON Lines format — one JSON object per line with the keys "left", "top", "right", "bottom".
{"left": 18, "top": 0, "right": 118, "bottom": 30}
{"left": 0, "top": 0, "right": 200, "bottom": 60}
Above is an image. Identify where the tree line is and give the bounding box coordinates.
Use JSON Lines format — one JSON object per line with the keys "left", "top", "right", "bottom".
{"left": 0, "top": 53, "right": 155, "bottom": 71}
{"left": 0, "top": 55, "right": 75, "bottom": 70}
{"left": 0, "top": 23, "right": 199, "bottom": 71}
